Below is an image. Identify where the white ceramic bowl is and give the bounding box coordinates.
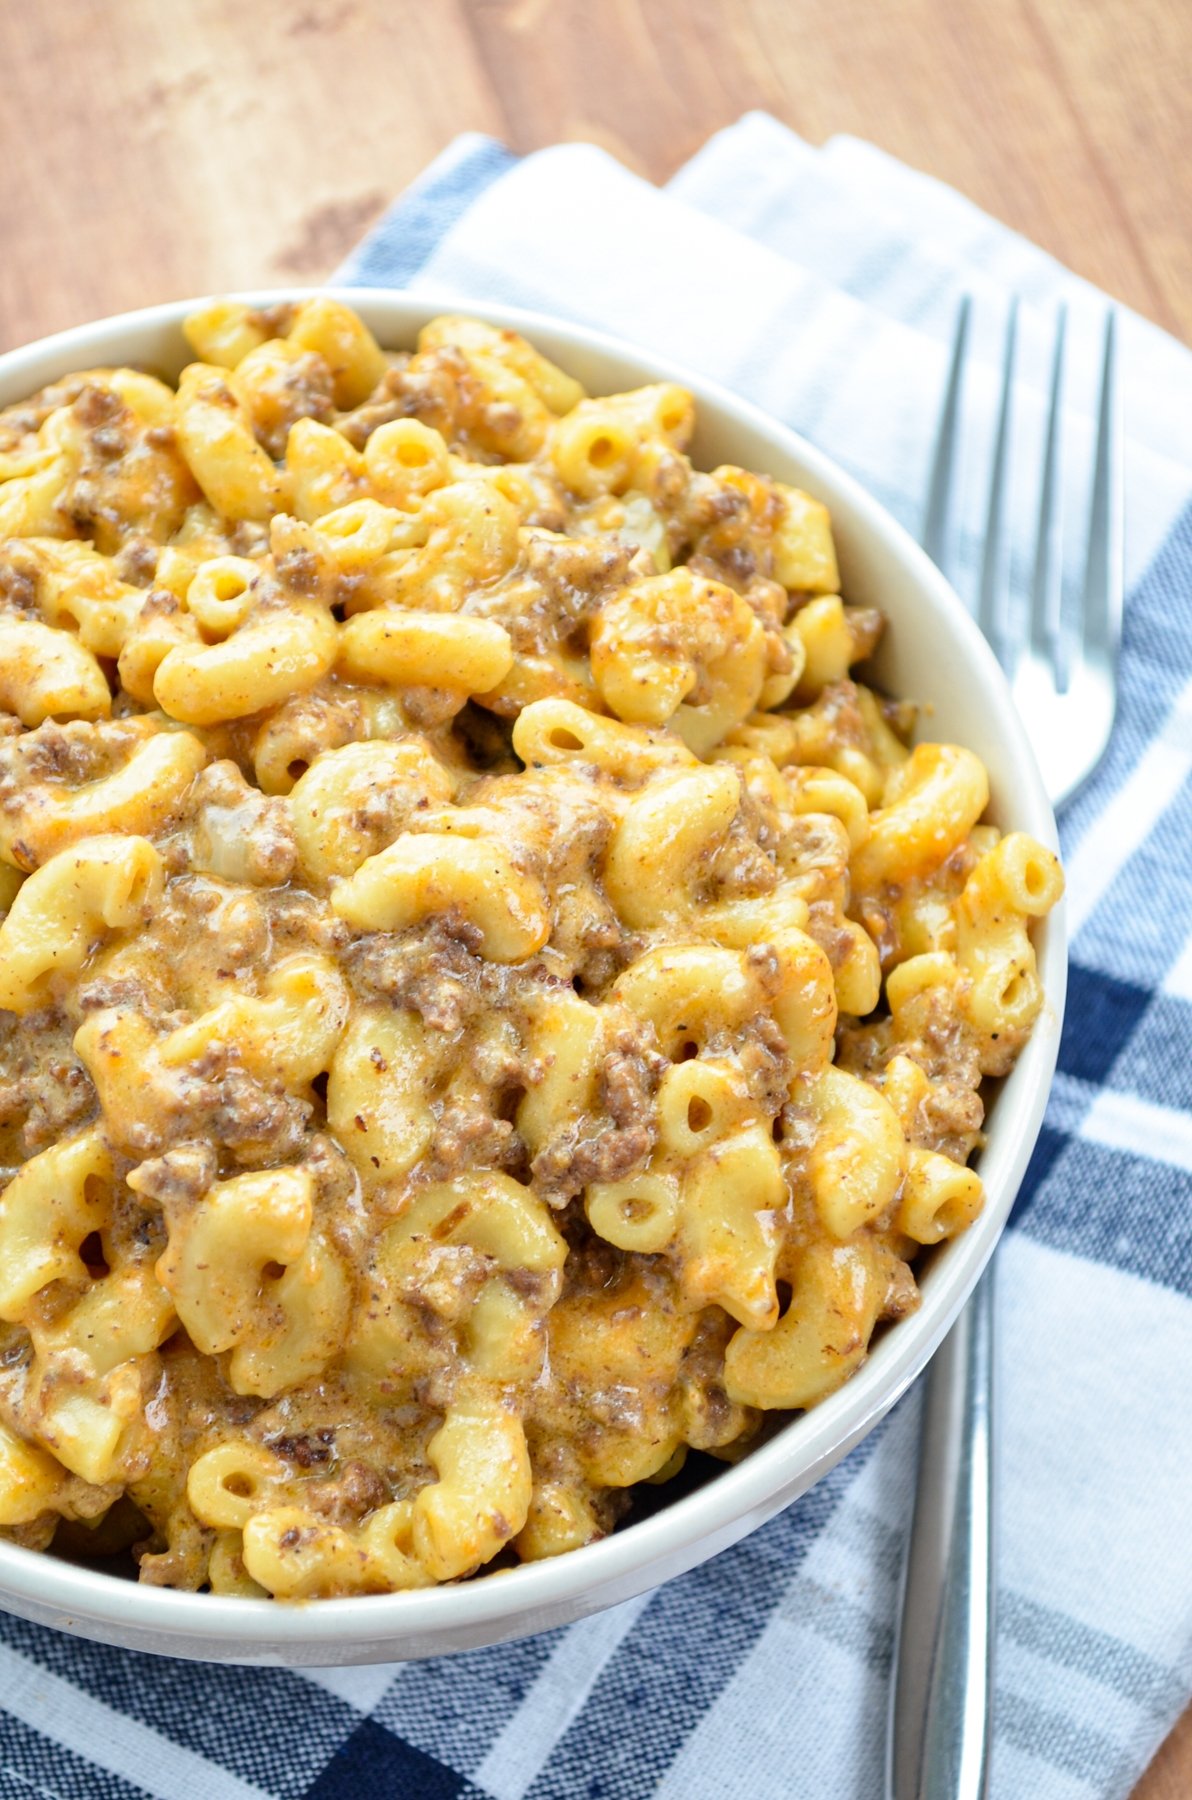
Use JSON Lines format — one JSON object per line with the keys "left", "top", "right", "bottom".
{"left": 0, "top": 292, "right": 1066, "bottom": 1664}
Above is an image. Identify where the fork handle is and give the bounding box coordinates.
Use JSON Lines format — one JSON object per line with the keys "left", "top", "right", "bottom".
{"left": 887, "top": 1264, "right": 996, "bottom": 1800}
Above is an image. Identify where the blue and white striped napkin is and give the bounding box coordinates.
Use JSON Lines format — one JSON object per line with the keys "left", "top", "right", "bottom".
{"left": 4, "top": 115, "right": 1191, "bottom": 1800}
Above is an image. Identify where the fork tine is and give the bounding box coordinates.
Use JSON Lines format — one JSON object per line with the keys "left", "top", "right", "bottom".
{"left": 1025, "top": 304, "right": 1068, "bottom": 684}
{"left": 976, "top": 297, "right": 1019, "bottom": 664}
{"left": 921, "top": 294, "right": 971, "bottom": 564}
{"left": 1080, "top": 309, "right": 1123, "bottom": 666}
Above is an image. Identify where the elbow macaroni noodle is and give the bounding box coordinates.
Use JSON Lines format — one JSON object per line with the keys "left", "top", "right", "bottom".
{"left": 0, "top": 300, "right": 1061, "bottom": 1597}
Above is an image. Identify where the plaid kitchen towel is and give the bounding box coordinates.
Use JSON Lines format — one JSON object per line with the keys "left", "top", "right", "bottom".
{"left": 3, "top": 115, "right": 1192, "bottom": 1800}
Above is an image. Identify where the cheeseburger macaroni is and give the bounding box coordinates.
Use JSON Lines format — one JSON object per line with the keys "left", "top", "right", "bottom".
{"left": 0, "top": 301, "right": 1062, "bottom": 1598}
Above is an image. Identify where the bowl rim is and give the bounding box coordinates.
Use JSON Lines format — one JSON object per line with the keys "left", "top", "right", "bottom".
{"left": 0, "top": 288, "right": 1067, "bottom": 1652}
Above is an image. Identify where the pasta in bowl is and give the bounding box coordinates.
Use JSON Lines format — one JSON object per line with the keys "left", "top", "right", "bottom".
{"left": 0, "top": 294, "right": 1064, "bottom": 1660}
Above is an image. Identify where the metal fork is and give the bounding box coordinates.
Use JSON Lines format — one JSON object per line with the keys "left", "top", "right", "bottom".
{"left": 886, "top": 298, "right": 1122, "bottom": 1800}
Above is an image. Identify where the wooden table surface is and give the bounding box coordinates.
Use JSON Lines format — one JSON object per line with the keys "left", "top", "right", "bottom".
{"left": 1, "top": 1, "right": 1189, "bottom": 1792}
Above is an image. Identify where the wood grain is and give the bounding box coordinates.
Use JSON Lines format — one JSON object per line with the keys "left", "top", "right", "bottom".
{"left": 0, "top": 0, "right": 501, "bottom": 351}
{"left": 1136, "top": 1699, "right": 1192, "bottom": 1800}
{"left": 2, "top": 0, "right": 1191, "bottom": 352}
{"left": 0, "top": 1, "right": 1188, "bottom": 1789}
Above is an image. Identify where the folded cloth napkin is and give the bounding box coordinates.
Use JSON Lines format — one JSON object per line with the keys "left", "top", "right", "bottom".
{"left": 4, "top": 116, "right": 1191, "bottom": 1800}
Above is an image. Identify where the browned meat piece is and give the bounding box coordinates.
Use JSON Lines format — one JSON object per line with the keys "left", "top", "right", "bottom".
{"left": 187, "top": 760, "right": 298, "bottom": 888}
{"left": 0, "top": 1009, "right": 98, "bottom": 1153}
{"left": 125, "top": 1142, "right": 218, "bottom": 1208}
{"left": 210, "top": 1070, "right": 311, "bottom": 1165}
{"left": 346, "top": 916, "right": 511, "bottom": 1036}
{"left": 531, "top": 1020, "right": 661, "bottom": 1203}
{"left": 304, "top": 1460, "right": 389, "bottom": 1525}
